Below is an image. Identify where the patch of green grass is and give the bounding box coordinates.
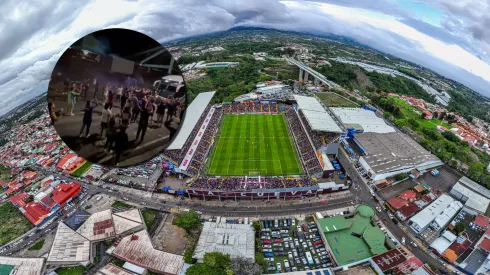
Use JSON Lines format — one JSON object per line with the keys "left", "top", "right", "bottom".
{"left": 417, "top": 119, "right": 451, "bottom": 130}
{"left": 70, "top": 162, "right": 92, "bottom": 177}
{"left": 316, "top": 92, "right": 358, "bottom": 107}
{"left": 142, "top": 209, "right": 158, "bottom": 228}
{"left": 55, "top": 266, "right": 87, "bottom": 275}
{"left": 28, "top": 239, "right": 44, "bottom": 250}
{"left": 0, "top": 203, "right": 33, "bottom": 246}
{"left": 111, "top": 201, "right": 132, "bottom": 209}
{"left": 208, "top": 114, "right": 303, "bottom": 176}
{"left": 390, "top": 97, "right": 420, "bottom": 120}
{"left": 0, "top": 164, "right": 11, "bottom": 181}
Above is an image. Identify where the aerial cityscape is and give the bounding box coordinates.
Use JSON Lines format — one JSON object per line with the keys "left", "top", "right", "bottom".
{"left": 1, "top": 22, "right": 490, "bottom": 275}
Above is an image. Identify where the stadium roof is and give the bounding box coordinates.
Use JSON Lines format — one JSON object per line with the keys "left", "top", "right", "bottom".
{"left": 451, "top": 182, "right": 490, "bottom": 213}
{"left": 409, "top": 194, "right": 454, "bottom": 233}
{"left": 167, "top": 91, "right": 215, "bottom": 150}
{"left": 293, "top": 95, "right": 343, "bottom": 133}
{"left": 111, "top": 230, "right": 184, "bottom": 275}
{"left": 330, "top": 107, "right": 395, "bottom": 133}
{"left": 355, "top": 132, "right": 442, "bottom": 174}
{"left": 96, "top": 263, "right": 137, "bottom": 275}
{"left": 193, "top": 222, "right": 255, "bottom": 261}
{"left": 47, "top": 222, "right": 90, "bottom": 264}
{"left": 0, "top": 256, "right": 46, "bottom": 275}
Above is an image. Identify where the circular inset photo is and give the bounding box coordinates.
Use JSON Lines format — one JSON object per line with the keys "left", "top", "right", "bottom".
{"left": 47, "top": 28, "right": 186, "bottom": 167}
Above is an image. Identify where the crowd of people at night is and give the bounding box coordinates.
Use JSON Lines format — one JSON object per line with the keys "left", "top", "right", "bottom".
{"left": 49, "top": 79, "right": 184, "bottom": 165}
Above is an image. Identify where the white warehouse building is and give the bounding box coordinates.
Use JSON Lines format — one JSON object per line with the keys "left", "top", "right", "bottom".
{"left": 409, "top": 194, "right": 462, "bottom": 234}
{"left": 354, "top": 132, "right": 443, "bottom": 181}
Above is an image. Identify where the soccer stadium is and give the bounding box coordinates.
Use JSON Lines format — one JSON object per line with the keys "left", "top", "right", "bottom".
{"left": 161, "top": 90, "right": 352, "bottom": 200}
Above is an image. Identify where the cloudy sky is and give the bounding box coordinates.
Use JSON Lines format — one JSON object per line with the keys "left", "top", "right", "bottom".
{"left": 1, "top": 0, "right": 490, "bottom": 116}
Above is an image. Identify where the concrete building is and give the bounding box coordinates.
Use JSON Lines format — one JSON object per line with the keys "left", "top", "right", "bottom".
{"left": 109, "top": 230, "right": 184, "bottom": 275}
{"left": 429, "top": 231, "right": 457, "bottom": 255}
{"left": 0, "top": 256, "right": 46, "bottom": 275}
{"left": 193, "top": 221, "right": 255, "bottom": 262}
{"left": 96, "top": 263, "right": 137, "bottom": 275}
{"left": 294, "top": 95, "right": 343, "bottom": 133}
{"left": 47, "top": 222, "right": 91, "bottom": 265}
{"left": 330, "top": 107, "right": 395, "bottom": 134}
{"left": 354, "top": 132, "right": 443, "bottom": 181}
{"left": 409, "top": 194, "right": 459, "bottom": 234}
{"left": 450, "top": 180, "right": 490, "bottom": 215}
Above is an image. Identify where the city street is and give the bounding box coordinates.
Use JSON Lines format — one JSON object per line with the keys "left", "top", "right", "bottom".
{"left": 337, "top": 147, "right": 450, "bottom": 274}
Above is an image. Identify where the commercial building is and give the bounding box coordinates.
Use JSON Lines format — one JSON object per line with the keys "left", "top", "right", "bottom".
{"left": 317, "top": 205, "right": 388, "bottom": 266}
{"left": 450, "top": 176, "right": 490, "bottom": 215}
{"left": 47, "top": 222, "right": 91, "bottom": 265}
{"left": 108, "top": 230, "right": 184, "bottom": 275}
{"left": 0, "top": 256, "right": 46, "bottom": 275}
{"left": 429, "top": 231, "right": 457, "bottom": 255}
{"left": 193, "top": 221, "right": 255, "bottom": 262}
{"left": 96, "top": 263, "right": 137, "bottom": 275}
{"left": 330, "top": 107, "right": 395, "bottom": 134}
{"left": 409, "top": 194, "right": 462, "bottom": 234}
{"left": 354, "top": 132, "right": 443, "bottom": 181}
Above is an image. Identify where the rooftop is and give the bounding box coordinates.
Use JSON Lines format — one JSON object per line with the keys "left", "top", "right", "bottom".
{"left": 458, "top": 176, "right": 490, "bottom": 199}
{"left": 96, "top": 263, "right": 136, "bottom": 275}
{"left": 318, "top": 205, "right": 388, "bottom": 266}
{"left": 294, "top": 95, "right": 343, "bottom": 133}
{"left": 452, "top": 182, "right": 490, "bottom": 213}
{"left": 0, "top": 256, "right": 45, "bottom": 275}
{"left": 409, "top": 194, "right": 454, "bottom": 232}
{"left": 111, "top": 230, "right": 184, "bottom": 275}
{"left": 193, "top": 222, "right": 255, "bottom": 261}
{"left": 371, "top": 247, "right": 409, "bottom": 272}
{"left": 47, "top": 222, "right": 91, "bottom": 264}
{"left": 166, "top": 91, "right": 215, "bottom": 150}
{"left": 356, "top": 132, "right": 442, "bottom": 174}
{"left": 475, "top": 214, "right": 490, "bottom": 228}
{"left": 76, "top": 209, "right": 115, "bottom": 241}
{"left": 330, "top": 107, "right": 395, "bottom": 133}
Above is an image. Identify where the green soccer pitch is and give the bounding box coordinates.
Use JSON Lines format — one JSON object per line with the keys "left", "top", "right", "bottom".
{"left": 207, "top": 114, "right": 304, "bottom": 176}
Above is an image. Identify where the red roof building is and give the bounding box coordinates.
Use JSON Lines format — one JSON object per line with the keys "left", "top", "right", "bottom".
{"left": 51, "top": 182, "right": 81, "bottom": 206}
{"left": 371, "top": 247, "right": 408, "bottom": 272}
{"left": 480, "top": 237, "right": 490, "bottom": 253}
{"left": 399, "top": 190, "right": 417, "bottom": 201}
{"left": 398, "top": 202, "right": 420, "bottom": 218}
{"left": 23, "top": 202, "right": 50, "bottom": 225}
{"left": 474, "top": 214, "right": 490, "bottom": 229}
{"left": 9, "top": 193, "right": 29, "bottom": 207}
{"left": 388, "top": 197, "right": 408, "bottom": 210}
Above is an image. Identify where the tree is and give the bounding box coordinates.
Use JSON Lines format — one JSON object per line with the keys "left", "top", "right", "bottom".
{"left": 408, "top": 119, "right": 420, "bottom": 128}
{"left": 454, "top": 222, "right": 465, "bottom": 235}
{"left": 468, "top": 162, "right": 484, "bottom": 182}
{"left": 186, "top": 252, "right": 231, "bottom": 275}
{"left": 174, "top": 210, "right": 201, "bottom": 233}
{"left": 383, "top": 112, "right": 391, "bottom": 119}
{"left": 252, "top": 220, "right": 263, "bottom": 233}
{"left": 395, "top": 173, "right": 408, "bottom": 181}
{"left": 184, "top": 247, "right": 197, "bottom": 264}
{"left": 230, "top": 258, "right": 262, "bottom": 275}
{"left": 484, "top": 174, "right": 490, "bottom": 189}
{"left": 442, "top": 131, "right": 459, "bottom": 142}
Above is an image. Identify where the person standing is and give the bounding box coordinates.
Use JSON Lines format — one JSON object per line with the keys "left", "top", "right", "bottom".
{"left": 116, "top": 86, "right": 123, "bottom": 102}
{"left": 146, "top": 99, "right": 155, "bottom": 127}
{"left": 131, "top": 95, "right": 140, "bottom": 123}
{"left": 107, "top": 90, "right": 114, "bottom": 110}
{"left": 103, "top": 84, "right": 109, "bottom": 104}
{"left": 48, "top": 102, "right": 57, "bottom": 125}
{"left": 156, "top": 99, "right": 166, "bottom": 127}
{"left": 67, "top": 83, "right": 80, "bottom": 116}
{"left": 136, "top": 107, "right": 150, "bottom": 143}
{"left": 120, "top": 91, "right": 128, "bottom": 112}
{"left": 100, "top": 103, "right": 112, "bottom": 138}
{"left": 121, "top": 102, "right": 131, "bottom": 126}
{"left": 166, "top": 97, "right": 176, "bottom": 122}
{"left": 114, "top": 126, "right": 128, "bottom": 166}
{"left": 79, "top": 100, "right": 98, "bottom": 138}
{"left": 105, "top": 115, "right": 117, "bottom": 153}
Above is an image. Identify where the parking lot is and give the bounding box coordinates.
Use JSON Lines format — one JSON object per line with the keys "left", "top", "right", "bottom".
{"left": 419, "top": 165, "right": 461, "bottom": 192}
{"left": 259, "top": 218, "right": 334, "bottom": 273}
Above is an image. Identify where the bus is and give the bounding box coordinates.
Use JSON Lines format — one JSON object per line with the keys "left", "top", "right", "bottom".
{"left": 305, "top": 251, "right": 314, "bottom": 265}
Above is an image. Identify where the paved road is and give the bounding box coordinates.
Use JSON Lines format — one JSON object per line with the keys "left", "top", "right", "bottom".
{"left": 338, "top": 147, "right": 451, "bottom": 274}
